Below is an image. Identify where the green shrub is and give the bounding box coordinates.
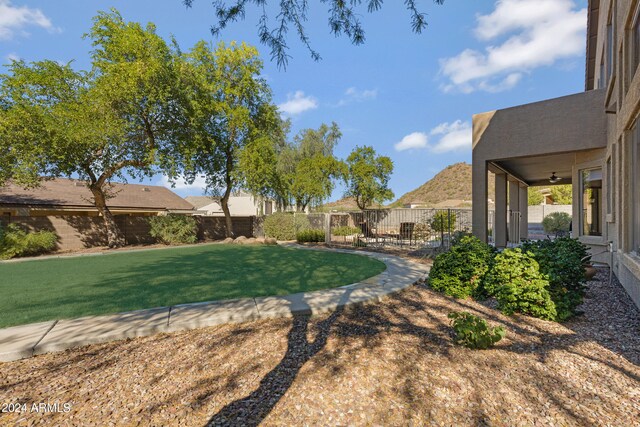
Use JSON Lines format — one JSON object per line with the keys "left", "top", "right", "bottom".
{"left": 428, "top": 235, "right": 495, "bottom": 299}
{"left": 483, "top": 248, "right": 557, "bottom": 320}
{"left": 352, "top": 239, "right": 367, "bottom": 247}
{"left": 148, "top": 214, "right": 198, "bottom": 245}
{"left": 520, "top": 237, "right": 588, "bottom": 321}
{"left": 332, "top": 226, "right": 360, "bottom": 236}
{"left": 450, "top": 229, "right": 473, "bottom": 246}
{"left": 430, "top": 211, "right": 457, "bottom": 233}
{"left": 542, "top": 212, "right": 572, "bottom": 236}
{"left": 296, "top": 229, "right": 325, "bottom": 243}
{"left": 0, "top": 224, "right": 58, "bottom": 259}
{"left": 448, "top": 312, "right": 505, "bottom": 349}
{"left": 263, "top": 212, "right": 310, "bottom": 240}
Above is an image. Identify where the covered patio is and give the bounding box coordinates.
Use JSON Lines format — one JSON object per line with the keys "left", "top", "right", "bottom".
{"left": 472, "top": 89, "right": 608, "bottom": 251}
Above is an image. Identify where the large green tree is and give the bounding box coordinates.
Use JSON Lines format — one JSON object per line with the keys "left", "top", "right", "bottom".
{"left": 240, "top": 122, "right": 347, "bottom": 212}
{"left": 284, "top": 123, "right": 346, "bottom": 212}
{"left": 182, "top": 0, "right": 445, "bottom": 68}
{"left": 550, "top": 184, "right": 572, "bottom": 205}
{"left": 0, "top": 10, "right": 183, "bottom": 247}
{"left": 173, "top": 41, "right": 280, "bottom": 237}
{"left": 528, "top": 187, "right": 544, "bottom": 206}
{"left": 344, "top": 145, "right": 394, "bottom": 210}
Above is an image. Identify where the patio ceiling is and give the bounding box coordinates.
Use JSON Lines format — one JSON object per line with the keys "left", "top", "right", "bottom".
{"left": 492, "top": 152, "right": 577, "bottom": 187}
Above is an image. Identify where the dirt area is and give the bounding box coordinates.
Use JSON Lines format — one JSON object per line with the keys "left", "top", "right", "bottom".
{"left": 1, "top": 268, "right": 638, "bottom": 426}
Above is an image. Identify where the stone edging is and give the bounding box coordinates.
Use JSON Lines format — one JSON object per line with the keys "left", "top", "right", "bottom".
{"left": 0, "top": 244, "right": 429, "bottom": 362}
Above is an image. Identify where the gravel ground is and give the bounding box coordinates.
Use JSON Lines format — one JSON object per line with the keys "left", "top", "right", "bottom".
{"left": 1, "top": 268, "right": 639, "bottom": 426}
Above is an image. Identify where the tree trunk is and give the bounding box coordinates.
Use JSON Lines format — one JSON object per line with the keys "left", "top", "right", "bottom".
{"left": 90, "top": 184, "right": 126, "bottom": 248}
{"left": 222, "top": 148, "right": 235, "bottom": 238}
{"left": 221, "top": 187, "right": 234, "bottom": 238}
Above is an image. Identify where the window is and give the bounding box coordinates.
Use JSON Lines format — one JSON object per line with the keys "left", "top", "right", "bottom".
{"left": 580, "top": 168, "right": 602, "bottom": 237}
{"left": 607, "top": 19, "right": 614, "bottom": 81}
{"left": 632, "top": 3, "right": 640, "bottom": 79}
{"left": 599, "top": 54, "right": 606, "bottom": 89}
{"left": 633, "top": 123, "right": 640, "bottom": 253}
{"left": 606, "top": 155, "right": 613, "bottom": 216}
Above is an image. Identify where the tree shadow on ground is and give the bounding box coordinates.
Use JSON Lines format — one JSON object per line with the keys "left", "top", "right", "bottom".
{"left": 206, "top": 289, "right": 354, "bottom": 426}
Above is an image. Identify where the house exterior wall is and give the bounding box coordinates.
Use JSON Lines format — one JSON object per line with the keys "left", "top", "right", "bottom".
{"left": 198, "top": 196, "right": 267, "bottom": 216}
{"left": 593, "top": 0, "right": 640, "bottom": 307}
{"left": 472, "top": 0, "right": 640, "bottom": 308}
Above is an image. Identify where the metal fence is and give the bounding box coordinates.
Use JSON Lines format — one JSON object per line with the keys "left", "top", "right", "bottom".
{"left": 327, "top": 208, "right": 473, "bottom": 250}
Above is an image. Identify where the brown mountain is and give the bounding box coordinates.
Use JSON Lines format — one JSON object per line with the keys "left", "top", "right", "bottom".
{"left": 392, "top": 162, "right": 495, "bottom": 208}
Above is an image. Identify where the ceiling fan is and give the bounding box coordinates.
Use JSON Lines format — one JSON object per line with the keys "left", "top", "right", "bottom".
{"left": 549, "top": 172, "right": 562, "bottom": 183}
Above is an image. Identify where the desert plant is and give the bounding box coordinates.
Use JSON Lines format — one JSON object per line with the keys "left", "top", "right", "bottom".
{"left": 148, "top": 214, "right": 198, "bottom": 245}
{"left": 542, "top": 212, "right": 572, "bottom": 236}
{"left": 263, "top": 212, "right": 310, "bottom": 240}
{"left": 448, "top": 311, "right": 505, "bottom": 349}
{"left": 430, "top": 210, "right": 457, "bottom": 233}
{"left": 483, "top": 248, "right": 557, "bottom": 320}
{"left": 413, "top": 222, "right": 431, "bottom": 241}
{"left": 296, "top": 229, "right": 325, "bottom": 243}
{"left": 428, "top": 235, "right": 495, "bottom": 299}
{"left": 520, "top": 237, "right": 588, "bottom": 321}
{"left": 332, "top": 226, "right": 361, "bottom": 236}
{"left": 0, "top": 224, "right": 58, "bottom": 259}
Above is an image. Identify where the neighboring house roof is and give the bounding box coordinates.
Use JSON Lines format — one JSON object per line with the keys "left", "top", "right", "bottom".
{"left": 0, "top": 178, "right": 194, "bottom": 211}
{"left": 184, "top": 196, "right": 220, "bottom": 209}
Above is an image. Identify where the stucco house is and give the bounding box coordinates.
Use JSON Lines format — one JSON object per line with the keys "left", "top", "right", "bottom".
{"left": 0, "top": 178, "right": 194, "bottom": 218}
{"left": 472, "top": 0, "right": 640, "bottom": 308}
{"left": 185, "top": 192, "right": 273, "bottom": 216}
{"left": 0, "top": 178, "right": 195, "bottom": 250}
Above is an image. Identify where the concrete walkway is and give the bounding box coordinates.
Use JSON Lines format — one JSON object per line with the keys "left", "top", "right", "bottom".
{"left": 0, "top": 245, "right": 429, "bottom": 362}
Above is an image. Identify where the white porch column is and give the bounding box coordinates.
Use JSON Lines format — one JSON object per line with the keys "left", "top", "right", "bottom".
{"left": 495, "top": 172, "right": 508, "bottom": 248}
{"left": 472, "top": 160, "right": 488, "bottom": 242}
{"left": 519, "top": 183, "right": 528, "bottom": 240}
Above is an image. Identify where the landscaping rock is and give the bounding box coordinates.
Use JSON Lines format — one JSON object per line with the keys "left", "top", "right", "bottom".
{"left": 233, "top": 236, "right": 247, "bottom": 244}
{"left": 242, "top": 238, "right": 257, "bottom": 245}
{"left": 254, "top": 237, "right": 265, "bottom": 244}
{"left": 222, "top": 237, "right": 234, "bottom": 244}
{"left": 264, "top": 237, "right": 277, "bottom": 245}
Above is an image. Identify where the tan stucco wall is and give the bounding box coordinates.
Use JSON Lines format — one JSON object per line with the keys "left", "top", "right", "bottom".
{"left": 472, "top": 90, "right": 607, "bottom": 160}
{"left": 591, "top": 0, "right": 640, "bottom": 308}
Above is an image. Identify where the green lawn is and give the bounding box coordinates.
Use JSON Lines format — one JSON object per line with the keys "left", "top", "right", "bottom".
{"left": 0, "top": 244, "right": 385, "bottom": 328}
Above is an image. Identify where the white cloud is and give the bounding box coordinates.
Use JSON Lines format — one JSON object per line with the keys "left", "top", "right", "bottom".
{"left": 429, "top": 120, "right": 472, "bottom": 153}
{"left": 6, "top": 52, "right": 20, "bottom": 62}
{"left": 277, "top": 91, "right": 318, "bottom": 115}
{"left": 395, "top": 121, "right": 471, "bottom": 154}
{"left": 439, "top": 0, "right": 587, "bottom": 93}
{"left": 394, "top": 132, "right": 428, "bottom": 151}
{"left": 338, "top": 87, "right": 378, "bottom": 106}
{"left": 159, "top": 175, "right": 208, "bottom": 192}
{"left": 0, "top": 0, "right": 56, "bottom": 40}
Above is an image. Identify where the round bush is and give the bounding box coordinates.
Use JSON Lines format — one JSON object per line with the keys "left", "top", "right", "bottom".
{"left": 429, "top": 235, "right": 495, "bottom": 299}
{"left": 542, "top": 211, "right": 572, "bottom": 235}
{"left": 148, "top": 214, "right": 198, "bottom": 245}
{"left": 263, "top": 212, "right": 310, "bottom": 240}
{"left": 520, "top": 237, "right": 588, "bottom": 321}
{"left": 483, "top": 248, "right": 557, "bottom": 320}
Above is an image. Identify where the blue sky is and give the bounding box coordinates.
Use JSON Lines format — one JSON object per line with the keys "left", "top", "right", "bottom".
{"left": 0, "top": 0, "right": 588, "bottom": 202}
